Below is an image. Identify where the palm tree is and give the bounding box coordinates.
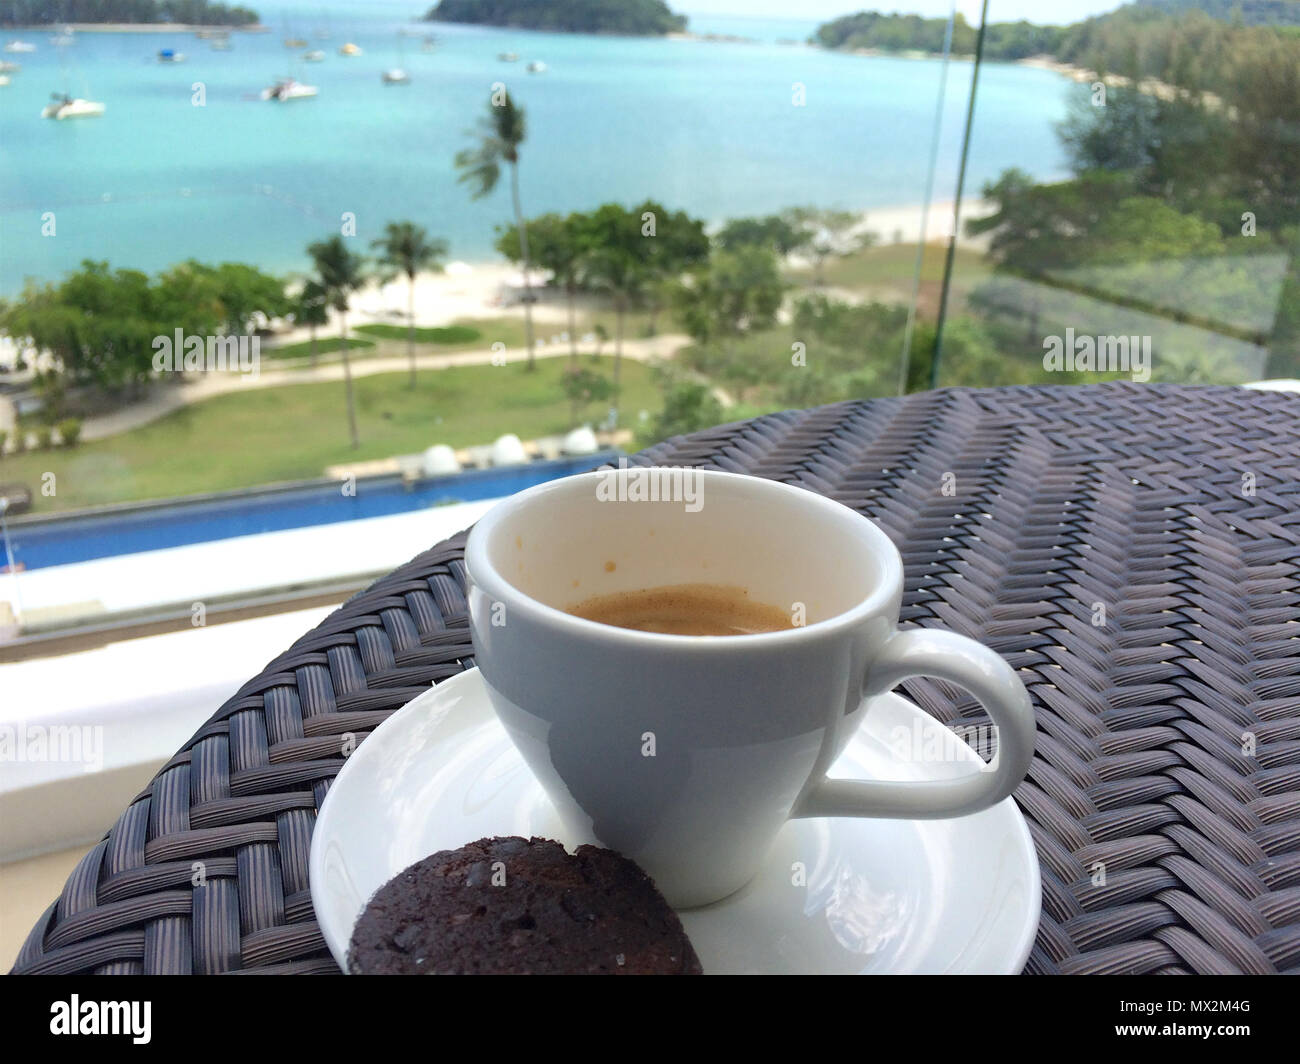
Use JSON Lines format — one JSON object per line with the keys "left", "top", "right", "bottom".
{"left": 455, "top": 89, "right": 536, "bottom": 369}
{"left": 372, "top": 221, "right": 448, "bottom": 387}
{"left": 295, "top": 279, "right": 329, "bottom": 368}
{"left": 307, "top": 235, "right": 367, "bottom": 449}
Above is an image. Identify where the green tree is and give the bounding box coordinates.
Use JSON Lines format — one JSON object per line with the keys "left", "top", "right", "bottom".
{"left": 5, "top": 262, "right": 159, "bottom": 395}
{"left": 648, "top": 373, "right": 724, "bottom": 444}
{"left": 675, "top": 245, "right": 786, "bottom": 349}
{"left": 455, "top": 89, "right": 537, "bottom": 369}
{"left": 294, "top": 279, "right": 330, "bottom": 368}
{"left": 633, "top": 199, "right": 710, "bottom": 335}
{"left": 716, "top": 214, "right": 809, "bottom": 256}
{"left": 580, "top": 204, "right": 647, "bottom": 415}
{"left": 372, "top": 221, "right": 449, "bottom": 387}
{"left": 783, "top": 207, "right": 871, "bottom": 285}
{"left": 496, "top": 211, "right": 588, "bottom": 367}
{"left": 307, "top": 236, "right": 367, "bottom": 449}
{"left": 560, "top": 364, "right": 614, "bottom": 427}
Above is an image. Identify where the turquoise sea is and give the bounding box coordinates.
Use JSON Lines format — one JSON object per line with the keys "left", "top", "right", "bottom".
{"left": 0, "top": 3, "right": 1075, "bottom": 294}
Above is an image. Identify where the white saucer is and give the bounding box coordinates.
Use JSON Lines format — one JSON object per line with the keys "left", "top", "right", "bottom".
{"left": 310, "top": 667, "right": 1041, "bottom": 974}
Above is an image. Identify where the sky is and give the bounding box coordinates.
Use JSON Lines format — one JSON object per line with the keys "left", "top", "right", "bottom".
{"left": 683, "top": 1, "right": 1129, "bottom": 22}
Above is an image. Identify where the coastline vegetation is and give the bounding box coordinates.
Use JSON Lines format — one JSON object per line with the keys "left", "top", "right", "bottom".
{"left": 0, "top": 0, "right": 260, "bottom": 27}
{"left": 814, "top": 1, "right": 1300, "bottom": 87}
{"left": 425, "top": 0, "right": 687, "bottom": 36}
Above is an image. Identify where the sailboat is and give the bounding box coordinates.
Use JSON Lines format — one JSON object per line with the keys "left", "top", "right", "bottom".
{"left": 42, "top": 93, "right": 105, "bottom": 118}
{"left": 383, "top": 34, "right": 410, "bottom": 84}
{"left": 261, "top": 76, "right": 317, "bottom": 100}
{"left": 43, "top": 30, "right": 103, "bottom": 118}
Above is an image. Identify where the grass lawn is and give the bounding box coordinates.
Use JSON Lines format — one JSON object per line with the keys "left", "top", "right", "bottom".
{"left": 354, "top": 323, "right": 483, "bottom": 344}
{"left": 788, "top": 242, "right": 993, "bottom": 315}
{"left": 265, "top": 336, "right": 376, "bottom": 359}
{"left": 1, "top": 357, "right": 662, "bottom": 515}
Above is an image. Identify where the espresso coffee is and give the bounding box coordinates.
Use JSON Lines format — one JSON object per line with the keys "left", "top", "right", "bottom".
{"left": 567, "top": 583, "right": 794, "bottom": 636}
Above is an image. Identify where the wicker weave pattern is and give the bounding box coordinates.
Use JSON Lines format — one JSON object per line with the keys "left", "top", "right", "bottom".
{"left": 12, "top": 383, "right": 1300, "bottom": 975}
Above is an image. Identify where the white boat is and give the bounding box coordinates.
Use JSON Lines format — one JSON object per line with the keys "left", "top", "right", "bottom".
{"left": 526, "top": 60, "right": 547, "bottom": 73}
{"left": 260, "top": 77, "right": 318, "bottom": 101}
{"left": 4, "top": 41, "right": 37, "bottom": 53}
{"left": 0, "top": 60, "right": 19, "bottom": 72}
{"left": 41, "top": 94, "right": 105, "bottom": 119}
{"left": 381, "top": 67, "right": 409, "bottom": 84}
{"left": 0, "top": 74, "right": 9, "bottom": 87}
{"left": 498, "top": 52, "right": 518, "bottom": 62}
{"left": 303, "top": 49, "right": 325, "bottom": 61}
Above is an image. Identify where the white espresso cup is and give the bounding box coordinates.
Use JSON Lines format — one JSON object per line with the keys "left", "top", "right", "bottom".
{"left": 465, "top": 467, "right": 1036, "bottom": 908}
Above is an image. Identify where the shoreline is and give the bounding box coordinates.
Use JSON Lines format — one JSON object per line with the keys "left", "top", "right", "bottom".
{"left": 1016, "top": 54, "right": 1228, "bottom": 110}
{"left": 0, "top": 200, "right": 991, "bottom": 307}
{"left": 820, "top": 45, "right": 1226, "bottom": 109}
{"left": 2, "top": 22, "right": 270, "bottom": 34}
{"left": 329, "top": 199, "right": 994, "bottom": 331}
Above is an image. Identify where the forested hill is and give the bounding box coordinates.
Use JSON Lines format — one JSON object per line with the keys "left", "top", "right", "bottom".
{"left": 1134, "top": 0, "right": 1300, "bottom": 25}
{"left": 424, "top": 0, "right": 687, "bottom": 36}
{"left": 814, "top": 3, "right": 1300, "bottom": 88}
{"left": 0, "top": 1, "right": 259, "bottom": 26}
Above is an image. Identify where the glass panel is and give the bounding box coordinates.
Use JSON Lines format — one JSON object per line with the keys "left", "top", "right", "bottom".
{"left": 931, "top": 0, "right": 1298, "bottom": 390}
{"left": 0, "top": 2, "right": 963, "bottom": 644}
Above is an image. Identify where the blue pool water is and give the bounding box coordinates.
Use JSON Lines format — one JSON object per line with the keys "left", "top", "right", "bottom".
{"left": 4, "top": 452, "right": 619, "bottom": 571}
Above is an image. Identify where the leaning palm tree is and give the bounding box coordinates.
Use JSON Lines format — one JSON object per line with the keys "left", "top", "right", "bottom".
{"left": 454, "top": 89, "right": 536, "bottom": 369}
{"left": 372, "top": 221, "right": 448, "bottom": 387}
{"left": 307, "top": 235, "right": 367, "bottom": 449}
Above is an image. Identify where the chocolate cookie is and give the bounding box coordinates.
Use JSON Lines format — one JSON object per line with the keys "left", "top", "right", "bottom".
{"left": 347, "top": 836, "right": 703, "bottom": 974}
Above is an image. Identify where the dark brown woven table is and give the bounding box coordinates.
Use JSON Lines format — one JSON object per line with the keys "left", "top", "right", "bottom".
{"left": 12, "top": 382, "right": 1300, "bottom": 975}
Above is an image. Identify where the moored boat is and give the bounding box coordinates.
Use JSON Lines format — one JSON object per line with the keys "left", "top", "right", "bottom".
{"left": 260, "top": 77, "right": 318, "bottom": 101}
{"left": 41, "top": 94, "right": 105, "bottom": 119}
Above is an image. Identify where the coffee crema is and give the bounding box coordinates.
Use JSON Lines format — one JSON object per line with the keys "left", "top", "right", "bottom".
{"left": 566, "top": 583, "right": 794, "bottom": 636}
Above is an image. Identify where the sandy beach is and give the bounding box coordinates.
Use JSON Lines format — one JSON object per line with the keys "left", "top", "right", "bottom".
{"left": 1016, "top": 54, "right": 1229, "bottom": 112}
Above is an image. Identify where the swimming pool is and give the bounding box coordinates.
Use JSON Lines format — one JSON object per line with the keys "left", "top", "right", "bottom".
{"left": 3, "top": 453, "right": 620, "bottom": 572}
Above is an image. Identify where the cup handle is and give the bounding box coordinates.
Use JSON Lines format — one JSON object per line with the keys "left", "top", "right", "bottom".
{"left": 792, "top": 628, "right": 1036, "bottom": 820}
